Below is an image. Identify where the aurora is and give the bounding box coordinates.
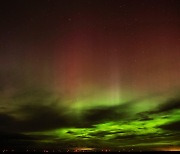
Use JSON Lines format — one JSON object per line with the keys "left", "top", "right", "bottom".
{"left": 0, "top": 0, "right": 180, "bottom": 151}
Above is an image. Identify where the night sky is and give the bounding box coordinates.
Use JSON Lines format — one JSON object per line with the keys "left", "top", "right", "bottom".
{"left": 0, "top": 0, "right": 180, "bottom": 151}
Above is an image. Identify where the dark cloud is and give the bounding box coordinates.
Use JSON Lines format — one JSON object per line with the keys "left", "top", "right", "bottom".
{"left": 89, "top": 130, "right": 125, "bottom": 138}
{"left": 0, "top": 131, "right": 62, "bottom": 149}
{"left": 136, "top": 112, "right": 154, "bottom": 121}
{"left": 0, "top": 132, "right": 34, "bottom": 141}
{"left": 0, "top": 132, "right": 36, "bottom": 147}
{"left": 157, "top": 98, "right": 180, "bottom": 113}
{"left": 83, "top": 107, "right": 125, "bottom": 124}
{"left": 0, "top": 113, "right": 18, "bottom": 132}
{"left": 0, "top": 87, "right": 180, "bottom": 148}
{"left": 89, "top": 131, "right": 109, "bottom": 137}
{"left": 66, "top": 131, "right": 74, "bottom": 134}
{"left": 150, "top": 98, "right": 180, "bottom": 114}
{"left": 0, "top": 96, "right": 135, "bottom": 134}
{"left": 0, "top": 113, "right": 15, "bottom": 125}
{"left": 81, "top": 100, "right": 138, "bottom": 127}
{"left": 114, "top": 134, "right": 138, "bottom": 140}
{"left": 159, "top": 121, "right": 180, "bottom": 131}
{"left": 0, "top": 86, "right": 79, "bottom": 132}
{"left": 0, "top": 100, "right": 76, "bottom": 133}
{"left": 82, "top": 94, "right": 180, "bottom": 126}
{"left": 135, "top": 98, "right": 180, "bottom": 120}
{"left": 17, "top": 104, "right": 71, "bottom": 131}
{"left": 1, "top": 94, "right": 180, "bottom": 133}
{"left": 0, "top": 109, "right": 69, "bottom": 147}
{"left": 3, "top": 88, "right": 179, "bottom": 133}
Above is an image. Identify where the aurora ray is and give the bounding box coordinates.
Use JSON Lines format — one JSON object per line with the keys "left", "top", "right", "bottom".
{"left": 0, "top": 0, "right": 180, "bottom": 151}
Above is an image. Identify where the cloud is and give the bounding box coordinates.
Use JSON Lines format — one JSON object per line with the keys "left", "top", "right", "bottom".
{"left": 82, "top": 107, "right": 125, "bottom": 125}
{"left": 159, "top": 121, "right": 180, "bottom": 131}
{"left": 89, "top": 130, "right": 125, "bottom": 138}
{"left": 0, "top": 86, "right": 180, "bottom": 148}
{"left": 81, "top": 94, "right": 180, "bottom": 127}
{"left": 0, "top": 113, "right": 18, "bottom": 132}
{"left": 0, "top": 132, "right": 34, "bottom": 141}
{"left": 0, "top": 103, "right": 71, "bottom": 133}
{"left": 136, "top": 112, "right": 154, "bottom": 121}
{"left": 80, "top": 100, "right": 139, "bottom": 127}
{"left": 135, "top": 98, "right": 180, "bottom": 120}
{"left": 0, "top": 131, "right": 37, "bottom": 147}
{"left": 150, "top": 98, "right": 180, "bottom": 114}
{"left": 114, "top": 134, "right": 139, "bottom": 140}
{"left": 157, "top": 98, "right": 180, "bottom": 113}
{"left": 17, "top": 104, "right": 72, "bottom": 131}
{"left": 0, "top": 85, "right": 80, "bottom": 132}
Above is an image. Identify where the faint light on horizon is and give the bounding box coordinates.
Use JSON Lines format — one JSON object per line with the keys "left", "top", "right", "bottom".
{"left": 155, "top": 147, "right": 180, "bottom": 151}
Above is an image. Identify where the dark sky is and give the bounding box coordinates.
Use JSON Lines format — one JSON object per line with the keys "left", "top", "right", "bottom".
{"left": 0, "top": 0, "right": 180, "bottom": 151}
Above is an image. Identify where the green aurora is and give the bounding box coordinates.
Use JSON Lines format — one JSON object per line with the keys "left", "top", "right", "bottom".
{"left": 0, "top": 0, "right": 180, "bottom": 151}
{"left": 0, "top": 85, "right": 179, "bottom": 149}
